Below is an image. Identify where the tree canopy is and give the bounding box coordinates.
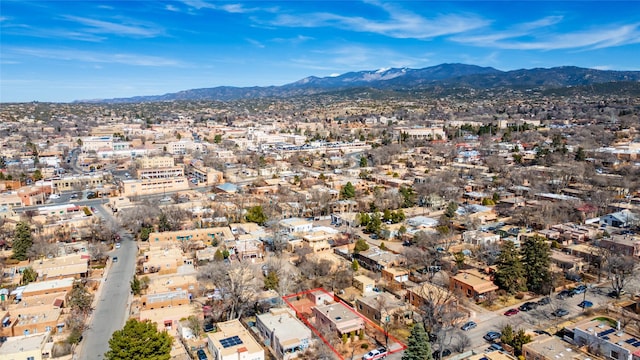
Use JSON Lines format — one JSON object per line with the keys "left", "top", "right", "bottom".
{"left": 105, "top": 319, "right": 172, "bottom": 360}
{"left": 402, "top": 323, "right": 433, "bottom": 360}
{"left": 494, "top": 241, "right": 526, "bottom": 293}
{"left": 245, "top": 205, "right": 267, "bottom": 225}
{"left": 12, "top": 221, "right": 33, "bottom": 261}
{"left": 521, "top": 236, "right": 552, "bottom": 294}
{"left": 340, "top": 181, "right": 356, "bottom": 199}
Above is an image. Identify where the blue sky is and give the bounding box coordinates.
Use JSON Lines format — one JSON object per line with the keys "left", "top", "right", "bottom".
{"left": 2, "top": 1, "right": 640, "bottom": 102}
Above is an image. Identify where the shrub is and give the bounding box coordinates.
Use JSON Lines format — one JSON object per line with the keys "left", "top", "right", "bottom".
{"left": 515, "top": 292, "right": 525, "bottom": 300}
{"left": 361, "top": 344, "right": 369, "bottom": 350}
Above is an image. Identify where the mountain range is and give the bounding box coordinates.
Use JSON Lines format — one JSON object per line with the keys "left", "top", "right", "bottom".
{"left": 84, "top": 63, "right": 640, "bottom": 103}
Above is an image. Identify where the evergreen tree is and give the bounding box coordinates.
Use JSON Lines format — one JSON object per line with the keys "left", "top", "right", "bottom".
{"left": 575, "top": 147, "right": 586, "bottom": 161}
{"left": 32, "top": 169, "right": 43, "bottom": 181}
{"left": 263, "top": 270, "right": 279, "bottom": 290}
{"left": 494, "top": 241, "right": 526, "bottom": 293}
{"left": 21, "top": 267, "right": 38, "bottom": 285}
{"left": 399, "top": 186, "right": 416, "bottom": 208}
{"left": 12, "top": 221, "right": 33, "bottom": 261}
{"left": 359, "top": 156, "right": 368, "bottom": 167}
{"left": 245, "top": 205, "right": 267, "bottom": 225}
{"left": 402, "top": 323, "right": 433, "bottom": 360}
{"left": 340, "top": 182, "right": 356, "bottom": 199}
{"left": 158, "top": 213, "right": 171, "bottom": 232}
{"left": 521, "top": 235, "right": 552, "bottom": 294}
{"left": 444, "top": 202, "right": 458, "bottom": 219}
{"left": 130, "top": 276, "right": 142, "bottom": 295}
{"left": 354, "top": 239, "right": 370, "bottom": 253}
{"left": 105, "top": 319, "right": 172, "bottom": 360}
{"left": 351, "top": 259, "right": 360, "bottom": 271}
{"left": 213, "top": 249, "right": 224, "bottom": 262}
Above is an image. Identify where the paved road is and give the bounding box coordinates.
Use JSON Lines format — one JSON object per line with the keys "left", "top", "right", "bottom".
{"left": 77, "top": 204, "right": 137, "bottom": 360}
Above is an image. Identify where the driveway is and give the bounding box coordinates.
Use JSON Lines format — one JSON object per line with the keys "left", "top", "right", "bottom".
{"left": 76, "top": 204, "right": 137, "bottom": 359}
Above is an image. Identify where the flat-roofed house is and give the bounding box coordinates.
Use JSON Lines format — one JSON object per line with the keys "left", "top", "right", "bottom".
{"left": 356, "top": 292, "right": 408, "bottom": 326}
{"left": 22, "top": 278, "right": 74, "bottom": 298}
{"left": 208, "top": 319, "right": 265, "bottom": 360}
{"left": 279, "top": 218, "right": 313, "bottom": 234}
{"left": 0, "top": 333, "right": 50, "bottom": 360}
{"left": 571, "top": 319, "right": 640, "bottom": 360}
{"left": 256, "top": 308, "right": 311, "bottom": 360}
{"left": 522, "top": 334, "right": 589, "bottom": 360}
{"left": 312, "top": 302, "right": 365, "bottom": 336}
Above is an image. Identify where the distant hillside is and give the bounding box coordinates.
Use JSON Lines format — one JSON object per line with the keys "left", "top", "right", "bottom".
{"left": 81, "top": 63, "right": 640, "bottom": 103}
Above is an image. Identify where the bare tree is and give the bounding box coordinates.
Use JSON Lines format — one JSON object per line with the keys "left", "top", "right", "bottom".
{"left": 197, "top": 261, "right": 259, "bottom": 320}
{"left": 606, "top": 254, "right": 635, "bottom": 298}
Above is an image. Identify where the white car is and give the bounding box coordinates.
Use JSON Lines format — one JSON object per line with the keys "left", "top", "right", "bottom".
{"left": 49, "top": 194, "right": 60, "bottom": 199}
{"left": 362, "top": 348, "right": 387, "bottom": 360}
{"left": 115, "top": 243, "right": 121, "bottom": 249}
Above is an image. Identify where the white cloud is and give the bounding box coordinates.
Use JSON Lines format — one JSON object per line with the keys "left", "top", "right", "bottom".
{"left": 269, "top": 2, "right": 488, "bottom": 39}
{"left": 246, "top": 38, "right": 265, "bottom": 48}
{"left": 62, "top": 15, "right": 164, "bottom": 38}
{"left": 9, "top": 47, "right": 182, "bottom": 67}
{"left": 178, "top": 1, "right": 278, "bottom": 14}
{"left": 452, "top": 16, "right": 640, "bottom": 51}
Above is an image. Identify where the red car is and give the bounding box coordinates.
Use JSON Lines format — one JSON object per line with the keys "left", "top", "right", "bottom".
{"left": 504, "top": 308, "right": 520, "bottom": 316}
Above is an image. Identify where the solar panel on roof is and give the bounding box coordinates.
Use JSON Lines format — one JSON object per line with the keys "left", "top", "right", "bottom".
{"left": 220, "top": 335, "right": 243, "bottom": 349}
{"left": 602, "top": 336, "right": 610, "bottom": 341}
{"left": 625, "top": 338, "right": 637, "bottom": 344}
{"left": 633, "top": 341, "right": 640, "bottom": 347}
{"left": 598, "top": 329, "right": 615, "bottom": 337}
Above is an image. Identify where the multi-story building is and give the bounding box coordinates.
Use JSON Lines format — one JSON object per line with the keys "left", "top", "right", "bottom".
{"left": 52, "top": 173, "right": 108, "bottom": 192}
{"left": 81, "top": 136, "right": 113, "bottom": 152}
{"left": 137, "top": 166, "right": 185, "bottom": 180}
{"left": 190, "top": 164, "right": 224, "bottom": 185}
{"left": 138, "top": 156, "right": 175, "bottom": 169}
{"left": 121, "top": 177, "right": 189, "bottom": 197}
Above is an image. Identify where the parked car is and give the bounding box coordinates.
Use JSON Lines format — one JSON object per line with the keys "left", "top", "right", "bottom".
{"left": 570, "top": 285, "right": 587, "bottom": 296}
{"left": 577, "top": 300, "right": 593, "bottom": 308}
{"left": 49, "top": 194, "right": 60, "bottom": 199}
{"left": 487, "top": 343, "right": 504, "bottom": 352}
{"left": 483, "top": 331, "right": 501, "bottom": 342}
{"left": 552, "top": 308, "right": 569, "bottom": 317}
{"left": 432, "top": 349, "right": 451, "bottom": 360}
{"left": 504, "top": 308, "right": 519, "bottom": 316}
{"left": 362, "top": 347, "right": 387, "bottom": 360}
{"left": 203, "top": 323, "right": 215, "bottom": 332}
{"left": 519, "top": 302, "right": 537, "bottom": 312}
{"left": 556, "top": 290, "right": 571, "bottom": 299}
{"left": 608, "top": 290, "right": 626, "bottom": 298}
{"left": 115, "top": 242, "right": 121, "bottom": 249}
{"left": 196, "top": 349, "right": 208, "bottom": 360}
{"left": 537, "top": 297, "right": 551, "bottom": 306}
{"left": 533, "top": 330, "right": 551, "bottom": 336}
{"left": 112, "top": 256, "right": 118, "bottom": 263}
{"left": 461, "top": 321, "right": 477, "bottom": 331}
